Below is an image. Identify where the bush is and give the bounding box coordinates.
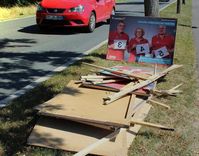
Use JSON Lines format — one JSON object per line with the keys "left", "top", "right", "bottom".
{"left": 0, "top": 0, "right": 39, "bottom": 7}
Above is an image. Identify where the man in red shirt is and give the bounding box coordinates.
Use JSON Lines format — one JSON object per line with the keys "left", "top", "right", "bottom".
{"left": 106, "top": 20, "right": 129, "bottom": 61}
{"left": 128, "top": 27, "right": 149, "bottom": 62}
{"left": 152, "top": 25, "right": 175, "bottom": 59}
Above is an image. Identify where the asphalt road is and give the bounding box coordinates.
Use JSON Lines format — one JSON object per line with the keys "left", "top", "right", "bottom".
{"left": 0, "top": 0, "right": 175, "bottom": 103}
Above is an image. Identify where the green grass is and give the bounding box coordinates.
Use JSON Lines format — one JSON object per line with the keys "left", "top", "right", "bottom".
{"left": 128, "top": 1, "right": 199, "bottom": 155}
{"left": 0, "top": 0, "right": 198, "bottom": 156}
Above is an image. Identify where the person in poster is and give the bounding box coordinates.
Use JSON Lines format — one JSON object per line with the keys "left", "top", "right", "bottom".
{"left": 151, "top": 25, "right": 175, "bottom": 59}
{"left": 106, "top": 20, "right": 129, "bottom": 61}
{"left": 128, "top": 27, "right": 150, "bottom": 62}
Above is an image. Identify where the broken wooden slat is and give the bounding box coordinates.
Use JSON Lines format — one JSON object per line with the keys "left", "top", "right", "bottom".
{"left": 153, "top": 83, "right": 183, "bottom": 96}
{"left": 83, "top": 62, "right": 149, "bottom": 80}
{"left": 92, "top": 79, "right": 125, "bottom": 85}
{"left": 104, "top": 65, "right": 182, "bottom": 104}
{"left": 153, "top": 89, "right": 182, "bottom": 96}
{"left": 125, "top": 94, "right": 136, "bottom": 119}
{"left": 84, "top": 78, "right": 104, "bottom": 82}
{"left": 130, "top": 120, "right": 175, "bottom": 131}
{"left": 81, "top": 75, "right": 116, "bottom": 79}
{"left": 73, "top": 128, "right": 124, "bottom": 156}
{"left": 148, "top": 99, "right": 170, "bottom": 109}
{"left": 170, "top": 83, "right": 183, "bottom": 90}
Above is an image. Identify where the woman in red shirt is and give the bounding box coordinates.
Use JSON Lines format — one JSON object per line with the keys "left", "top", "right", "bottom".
{"left": 128, "top": 28, "right": 149, "bottom": 62}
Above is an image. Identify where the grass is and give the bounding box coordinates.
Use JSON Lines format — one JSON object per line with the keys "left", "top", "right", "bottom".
{"left": 0, "top": 0, "right": 198, "bottom": 156}
{"left": 0, "top": 5, "right": 36, "bottom": 21}
{"left": 128, "top": 1, "right": 199, "bottom": 155}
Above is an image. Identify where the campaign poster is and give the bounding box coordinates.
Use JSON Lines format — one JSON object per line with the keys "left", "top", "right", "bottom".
{"left": 106, "top": 15, "right": 177, "bottom": 65}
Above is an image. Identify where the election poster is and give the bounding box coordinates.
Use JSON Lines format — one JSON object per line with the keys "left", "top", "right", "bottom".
{"left": 106, "top": 15, "right": 177, "bottom": 65}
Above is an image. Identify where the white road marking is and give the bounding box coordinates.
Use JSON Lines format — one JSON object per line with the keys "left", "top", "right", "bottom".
{"left": 160, "top": 0, "right": 177, "bottom": 11}
{"left": 0, "top": 15, "right": 35, "bottom": 23}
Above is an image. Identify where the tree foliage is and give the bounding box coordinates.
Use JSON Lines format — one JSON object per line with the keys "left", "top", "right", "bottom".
{"left": 0, "top": 0, "right": 39, "bottom": 7}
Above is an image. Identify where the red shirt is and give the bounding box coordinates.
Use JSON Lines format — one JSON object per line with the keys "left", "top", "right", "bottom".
{"left": 108, "top": 31, "right": 129, "bottom": 45}
{"left": 128, "top": 37, "right": 149, "bottom": 62}
{"left": 152, "top": 34, "right": 175, "bottom": 58}
{"left": 107, "top": 31, "right": 129, "bottom": 61}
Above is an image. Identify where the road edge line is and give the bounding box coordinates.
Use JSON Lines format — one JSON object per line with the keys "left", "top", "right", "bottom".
{"left": 160, "top": 0, "right": 177, "bottom": 11}
{"left": 0, "top": 15, "right": 35, "bottom": 23}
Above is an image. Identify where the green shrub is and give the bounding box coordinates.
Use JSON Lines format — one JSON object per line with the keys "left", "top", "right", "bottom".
{"left": 0, "top": 0, "right": 39, "bottom": 7}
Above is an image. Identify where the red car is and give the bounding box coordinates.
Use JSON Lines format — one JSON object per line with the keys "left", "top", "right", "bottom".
{"left": 36, "top": 0, "right": 116, "bottom": 32}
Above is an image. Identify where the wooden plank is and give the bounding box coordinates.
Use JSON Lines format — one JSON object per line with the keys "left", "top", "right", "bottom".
{"left": 85, "top": 78, "right": 103, "bottom": 82}
{"left": 130, "top": 120, "right": 175, "bottom": 131}
{"left": 80, "top": 83, "right": 150, "bottom": 97}
{"left": 38, "top": 112, "right": 129, "bottom": 128}
{"left": 153, "top": 83, "right": 183, "bottom": 96}
{"left": 36, "top": 80, "right": 131, "bottom": 127}
{"left": 75, "top": 120, "right": 115, "bottom": 130}
{"left": 104, "top": 65, "right": 183, "bottom": 104}
{"left": 83, "top": 62, "right": 150, "bottom": 80}
{"left": 73, "top": 128, "right": 124, "bottom": 156}
{"left": 92, "top": 79, "right": 125, "bottom": 85}
{"left": 125, "top": 94, "right": 136, "bottom": 119}
{"left": 148, "top": 99, "right": 171, "bottom": 109}
{"left": 81, "top": 75, "right": 116, "bottom": 79}
{"left": 28, "top": 117, "right": 127, "bottom": 156}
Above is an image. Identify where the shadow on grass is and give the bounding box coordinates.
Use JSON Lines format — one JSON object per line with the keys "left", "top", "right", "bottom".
{"left": 87, "top": 53, "right": 106, "bottom": 60}
{"left": 178, "top": 23, "right": 198, "bottom": 29}
{"left": 0, "top": 53, "right": 99, "bottom": 155}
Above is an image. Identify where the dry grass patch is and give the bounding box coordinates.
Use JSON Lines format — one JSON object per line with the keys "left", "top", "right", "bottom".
{"left": 0, "top": 5, "right": 36, "bottom": 21}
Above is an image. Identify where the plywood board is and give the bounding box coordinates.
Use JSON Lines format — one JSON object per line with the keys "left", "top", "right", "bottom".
{"left": 27, "top": 117, "right": 127, "bottom": 156}
{"left": 28, "top": 100, "right": 151, "bottom": 155}
{"left": 36, "top": 81, "right": 131, "bottom": 127}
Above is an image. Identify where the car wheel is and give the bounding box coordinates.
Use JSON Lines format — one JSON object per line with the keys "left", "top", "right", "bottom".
{"left": 107, "top": 8, "right": 115, "bottom": 24}
{"left": 87, "top": 12, "right": 96, "bottom": 33}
